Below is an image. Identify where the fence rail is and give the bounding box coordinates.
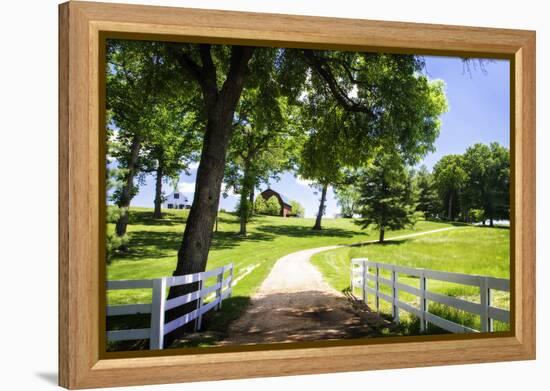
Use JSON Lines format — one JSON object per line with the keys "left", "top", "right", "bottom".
{"left": 350, "top": 258, "right": 510, "bottom": 333}
{"left": 107, "top": 263, "right": 234, "bottom": 349}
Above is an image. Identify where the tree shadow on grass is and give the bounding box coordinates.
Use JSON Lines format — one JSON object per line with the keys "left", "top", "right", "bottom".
{"left": 128, "top": 209, "right": 188, "bottom": 226}
{"left": 255, "top": 224, "right": 358, "bottom": 239}
{"left": 114, "top": 230, "right": 182, "bottom": 260}
{"left": 426, "top": 219, "right": 510, "bottom": 230}
{"left": 348, "top": 238, "right": 412, "bottom": 248}
{"left": 210, "top": 231, "right": 276, "bottom": 250}
{"left": 424, "top": 218, "right": 470, "bottom": 227}
{"left": 168, "top": 296, "right": 252, "bottom": 348}
{"left": 217, "top": 290, "right": 395, "bottom": 346}
{"left": 115, "top": 227, "right": 277, "bottom": 262}
{"left": 215, "top": 215, "right": 238, "bottom": 224}
{"left": 474, "top": 225, "right": 510, "bottom": 230}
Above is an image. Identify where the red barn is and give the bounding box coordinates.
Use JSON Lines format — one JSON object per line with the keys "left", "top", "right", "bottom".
{"left": 260, "top": 188, "right": 292, "bottom": 217}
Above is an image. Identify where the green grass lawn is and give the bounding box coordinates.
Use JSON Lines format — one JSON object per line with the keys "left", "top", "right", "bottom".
{"left": 310, "top": 226, "right": 511, "bottom": 334}
{"left": 106, "top": 207, "right": 454, "bottom": 348}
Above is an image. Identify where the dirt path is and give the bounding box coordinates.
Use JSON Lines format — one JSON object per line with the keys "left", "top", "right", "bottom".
{"left": 222, "top": 227, "right": 456, "bottom": 345}
{"left": 222, "top": 246, "right": 386, "bottom": 345}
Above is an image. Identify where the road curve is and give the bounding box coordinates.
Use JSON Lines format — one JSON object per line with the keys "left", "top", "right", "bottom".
{"left": 222, "top": 227, "right": 456, "bottom": 345}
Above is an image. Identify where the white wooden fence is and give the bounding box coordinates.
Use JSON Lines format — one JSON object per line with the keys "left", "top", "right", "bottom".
{"left": 107, "top": 263, "right": 234, "bottom": 349}
{"left": 350, "top": 258, "right": 510, "bottom": 333}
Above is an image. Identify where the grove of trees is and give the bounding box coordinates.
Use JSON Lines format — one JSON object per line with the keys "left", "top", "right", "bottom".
{"left": 431, "top": 142, "right": 510, "bottom": 226}
{"left": 348, "top": 141, "right": 509, "bottom": 243}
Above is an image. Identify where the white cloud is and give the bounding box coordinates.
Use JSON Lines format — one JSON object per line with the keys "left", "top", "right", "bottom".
{"left": 295, "top": 176, "right": 314, "bottom": 187}
{"left": 177, "top": 182, "right": 195, "bottom": 193}
{"left": 188, "top": 161, "right": 200, "bottom": 170}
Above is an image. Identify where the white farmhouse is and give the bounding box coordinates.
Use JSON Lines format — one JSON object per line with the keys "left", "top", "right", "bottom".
{"left": 162, "top": 190, "right": 190, "bottom": 210}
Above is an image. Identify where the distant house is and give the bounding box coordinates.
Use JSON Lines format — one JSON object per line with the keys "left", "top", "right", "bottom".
{"left": 260, "top": 188, "right": 292, "bottom": 217}
{"left": 163, "top": 191, "right": 190, "bottom": 210}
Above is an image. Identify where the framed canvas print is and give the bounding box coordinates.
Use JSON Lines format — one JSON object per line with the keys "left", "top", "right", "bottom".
{"left": 58, "top": 1, "right": 536, "bottom": 389}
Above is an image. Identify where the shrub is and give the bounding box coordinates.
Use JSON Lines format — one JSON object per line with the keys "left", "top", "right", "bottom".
{"left": 289, "top": 200, "right": 305, "bottom": 217}
{"left": 107, "top": 205, "right": 125, "bottom": 223}
{"left": 254, "top": 196, "right": 280, "bottom": 216}
{"left": 265, "top": 197, "right": 281, "bottom": 216}
{"left": 469, "top": 208, "right": 485, "bottom": 223}
{"left": 106, "top": 233, "right": 129, "bottom": 264}
{"left": 106, "top": 205, "right": 129, "bottom": 262}
{"left": 253, "top": 196, "right": 268, "bottom": 214}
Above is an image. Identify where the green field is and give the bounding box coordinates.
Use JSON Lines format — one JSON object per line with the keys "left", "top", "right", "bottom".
{"left": 107, "top": 207, "right": 455, "bottom": 346}
{"left": 310, "top": 226, "right": 510, "bottom": 334}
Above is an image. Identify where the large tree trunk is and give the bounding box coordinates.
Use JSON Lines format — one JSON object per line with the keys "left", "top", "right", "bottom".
{"left": 249, "top": 187, "right": 255, "bottom": 217}
{"left": 165, "top": 45, "right": 254, "bottom": 343}
{"left": 312, "top": 183, "right": 328, "bottom": 230}
{"left": 165, "top": 112, "right": 236, "bottom": 333}
{"left": 176, "top": 115, "right": 230, "bottom": 274}
{"left": 447, "top": 191, "right": 453, "bottom": 221}
{"left": 239, "top": 163, "right": 256, "bottom": 236}
{"left": 115, "top": 136, "right": 141, "bottom": 237}
{"left": 153, "top": 159, "right": 164, "bottom": 219}
{"left": 239, "top": 189, "right": 248, "bottom": 236}
{"left": 487, "top": 200, "right": 494, "bottom": 227}
{"left": 379, "top": 228, "right": 385, "bottom": 243}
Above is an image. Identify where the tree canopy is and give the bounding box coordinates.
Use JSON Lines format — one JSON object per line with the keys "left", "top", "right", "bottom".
{"left": 297, "top": 53, "right": 447, "bottom": 229}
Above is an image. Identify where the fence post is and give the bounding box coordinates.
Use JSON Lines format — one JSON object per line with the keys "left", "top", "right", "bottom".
{"left": 420, "top": 271, "right": 427, "bottom": 333}
{"left": 361, "top": 260, "right": 367, "bottom": 303}
{"left": 228, "top": 263, "right": 234, "bottom": 298}
{"left": 480, "top": 277, "right": 490, "bottom": 332}
{"left": 375, "top": 264, "right": 380, "bottom": 312}
{"left": 350, "top": 261, "right": 354, "bottom": 292}
{"left": 150, "top": 277, "right": 167, "bottom": 350}
{"left": 488, "top": 288, "right": 493, "bottom": 332}
{"left": 392, "top": 268, "right": 400, "bottom": 323}
{"left": 195, "top": 277, "right": 204, "bottom": 331}
{"left": 216, "top": 267, "right": 223, "bottom": 310}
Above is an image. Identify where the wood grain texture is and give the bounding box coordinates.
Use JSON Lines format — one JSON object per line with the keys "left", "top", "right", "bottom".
{"left": 58, "top": 3, "right": 70, "bottom": 387}
{"left": 58, "top": 1, "right": 536, "bottom": 389}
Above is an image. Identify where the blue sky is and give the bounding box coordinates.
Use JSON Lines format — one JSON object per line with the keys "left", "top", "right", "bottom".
{"left": 128, "top": 55, "right": 510, "bottom": 218}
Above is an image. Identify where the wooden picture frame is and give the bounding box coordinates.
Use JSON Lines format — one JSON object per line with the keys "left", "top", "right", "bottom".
{"left": 59, "top": 1, "right": 536, "bottom": 389}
